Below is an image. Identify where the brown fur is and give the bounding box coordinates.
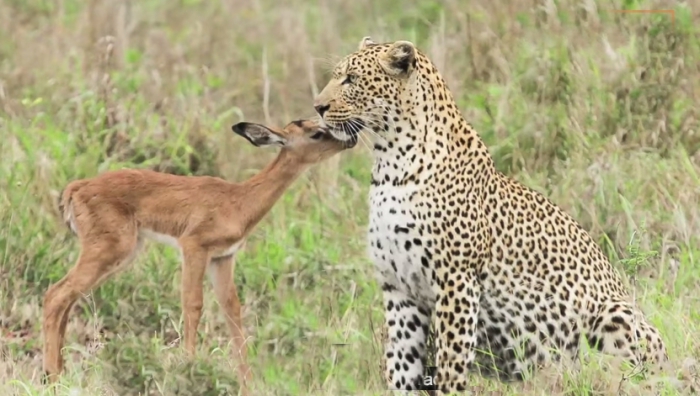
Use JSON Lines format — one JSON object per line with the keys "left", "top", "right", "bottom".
{"left": 42, "top": 119, "right": 350, "bottom": 395}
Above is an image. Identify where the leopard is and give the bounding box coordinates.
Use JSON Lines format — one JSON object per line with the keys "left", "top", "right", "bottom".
{"left": 312, "top": 36, "right": 669, "bottom": 393}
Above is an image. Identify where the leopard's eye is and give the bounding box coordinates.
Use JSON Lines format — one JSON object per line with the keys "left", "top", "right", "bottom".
{"left": 342, "top": 74, "right": 358, "bottom": 85}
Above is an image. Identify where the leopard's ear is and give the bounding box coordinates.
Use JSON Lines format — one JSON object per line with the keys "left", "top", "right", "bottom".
{"left": 379, "top": 40, "right": 416, "bottom": 79}
{"left": 358, "top": 36, "right": 376, "bottom": 51}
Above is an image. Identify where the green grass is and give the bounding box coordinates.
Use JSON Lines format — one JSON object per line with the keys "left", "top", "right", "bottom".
{"left": 1, "top": 0, "right": 699, "bottom": 395}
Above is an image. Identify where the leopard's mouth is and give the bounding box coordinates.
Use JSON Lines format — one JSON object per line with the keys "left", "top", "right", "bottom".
{"left": 324, "top": 118, "right": 364, "bottom": 148}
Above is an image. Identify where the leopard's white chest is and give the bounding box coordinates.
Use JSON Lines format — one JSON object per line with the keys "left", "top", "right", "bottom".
{"left": 368, "top": 184, "right": 435, "bottom": 304}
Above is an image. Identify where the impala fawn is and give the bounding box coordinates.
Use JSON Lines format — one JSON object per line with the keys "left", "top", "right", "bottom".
{"left": 42, "top": 119, "right": 355, "bottom": 393}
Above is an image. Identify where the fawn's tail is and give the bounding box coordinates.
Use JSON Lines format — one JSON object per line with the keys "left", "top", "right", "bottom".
{"left": 57, "top": 180, "right": 89, "bottom": 234}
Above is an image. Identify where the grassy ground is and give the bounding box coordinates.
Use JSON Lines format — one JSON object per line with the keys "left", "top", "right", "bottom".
{"left": 1, "top": 0, "right": 699, "bottom": 395}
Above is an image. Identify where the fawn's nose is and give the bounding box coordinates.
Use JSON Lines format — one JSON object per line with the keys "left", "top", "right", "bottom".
{"left": 314, "top": 104, "right": 330, "bottom": 117}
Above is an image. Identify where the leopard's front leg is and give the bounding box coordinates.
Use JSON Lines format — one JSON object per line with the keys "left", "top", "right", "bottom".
{"left": 434, "top": 268, "right": 481, "bottom": 392}
{"left": 381, "top": 284, "right": 432, "bottom": 393}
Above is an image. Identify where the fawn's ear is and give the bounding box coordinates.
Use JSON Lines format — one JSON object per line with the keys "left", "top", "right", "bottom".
{"left": 378, "top": 40, "right": 417, "bottom": 78}
{"left": 231, "top": 122, "right": 287, "bottom": 147}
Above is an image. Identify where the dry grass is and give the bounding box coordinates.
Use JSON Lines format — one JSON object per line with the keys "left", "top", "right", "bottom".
{"left": 1, "top": 0, "right": 699, "bottom": 395}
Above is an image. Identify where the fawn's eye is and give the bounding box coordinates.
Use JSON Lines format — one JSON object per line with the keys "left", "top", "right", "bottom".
{"left": 342, "top": 74, "right": 358, "bottom": 85}
{"left": 310, "top": 131, "right": 325, "bottom": 140}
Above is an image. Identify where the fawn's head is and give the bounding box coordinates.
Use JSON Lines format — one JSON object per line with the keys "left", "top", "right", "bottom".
{"left": 231, "top": 119, "right": 354, "bottom": 164}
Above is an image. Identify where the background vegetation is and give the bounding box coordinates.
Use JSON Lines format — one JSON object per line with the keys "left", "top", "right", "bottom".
{"left": 1, "top": 0, "right": 699, "bottom": 394}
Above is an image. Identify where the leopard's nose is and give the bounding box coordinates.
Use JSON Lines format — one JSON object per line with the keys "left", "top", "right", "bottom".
{"left": 314, "top": 104, "right": 330, "bottom": 117}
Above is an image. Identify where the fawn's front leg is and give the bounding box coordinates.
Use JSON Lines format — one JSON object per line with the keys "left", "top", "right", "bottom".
{"left": 179, "top": 242, "right": 209, "bottom": 356}
{"left": 209, "top": 254, "right": 252, "bottom": 392}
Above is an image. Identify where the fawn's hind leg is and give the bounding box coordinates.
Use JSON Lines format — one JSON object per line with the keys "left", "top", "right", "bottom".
{"left": 43, "top": 226, "right": 140, "bottom": 383}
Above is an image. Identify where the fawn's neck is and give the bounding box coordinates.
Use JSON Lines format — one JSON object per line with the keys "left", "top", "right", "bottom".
{"left": 236, "top": 149, "right": 308, "bottom": 233}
